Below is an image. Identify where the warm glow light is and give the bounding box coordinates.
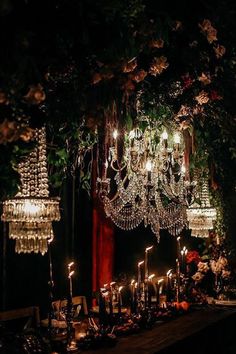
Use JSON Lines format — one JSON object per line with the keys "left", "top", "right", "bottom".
{"left": 173, "top": 132, "right": 181, "bottom": 144}
{"left": 118, "top": 286, "right": 123, "bottom": 292}
{"left": 158, "top": 278, "right": 164, "bottom": 284}
{"left": 110, "top": 281, "right": 116, "bottom": 286}
{"left": 113, "top": 129, "right": 118, "bottom": 139}
{"left": 145, "top": 160, "right": 152, "bottom": 172}
{"left": 105, "top": 160, "right": 108, "bottom": 169}
{"left": 167, "top": 269, "right": 172, "bottom": 276}
{"left": 138, "top": 260, "right": 144, "bottom": 267}
{"left": 131, "top": 279, "right": 135, "bottom": 285}
{"left": 145, "top": 245, "right": 153, "bottom": 252}
{"left": 161, "top": 130, "right": 168, "bottom": 140}
{"left": 177, "top": 236, "right": 181, "bottom": 242}
{"left": 68, "top": 262, "right": 74, "bottom": 268}
{"left": 23, "top": 201, "right": 41, "bottom": 215}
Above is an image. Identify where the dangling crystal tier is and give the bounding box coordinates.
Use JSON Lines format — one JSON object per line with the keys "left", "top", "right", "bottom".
{"left": 1, "top": 127, "right": 60, "bottom": 255}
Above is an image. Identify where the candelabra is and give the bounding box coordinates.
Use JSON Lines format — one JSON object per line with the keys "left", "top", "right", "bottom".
{"left": 1, "top": 127, "right": 60, "bottom": 254}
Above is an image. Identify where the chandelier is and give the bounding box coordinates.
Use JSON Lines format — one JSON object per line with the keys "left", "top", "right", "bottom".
{"left": 97, "top": 124, "right": 193, "bottom": 241}
{"left": 186, "top": 176, "right": 217, "bottom": 238}
{"left": 1, "top": 127, "right": 60, "bottom": 255}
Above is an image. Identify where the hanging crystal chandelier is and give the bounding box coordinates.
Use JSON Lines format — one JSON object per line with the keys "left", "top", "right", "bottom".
{"left": 1, "top": 127, "right": 60, "bottom": 255}
{"left": 186, "top": 177, "right": 217, "bottom": 238}
{"left": 97, "top": 124, "right": 193, "bottom": 241}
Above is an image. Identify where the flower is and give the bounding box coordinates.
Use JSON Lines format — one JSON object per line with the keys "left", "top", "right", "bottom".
{"left": 199, "top": 19, "right": 217, "bottom": 43}
{"left": 92, "top": 73, "right": 102, "bottom": 84}
{"left": 186, "top": 250, "right": 201, "bottom": 264}
{"left": 197, "top": 262, "right": 209, "bottom": 273}
{"left": 19, "top": 126, "right": 34, "bottom": 142}
{"left": 209, "top": 90, "right": 223, "bottom": 101}
{"left": 24, "top": 84, "right": 46, "bottom": 104}
{"left": 192, "top": 271, "right": 204, "bottom": 283}
{"left": 129, "top": 69, "right": 147, "bottom": 83}
{"left": 222, "top": 270, "right": 231, "bottom": 279}
{"left": 206, "top": 27, "right": 218, "bottom": 44}
{"left": 214, "top": 44, "right": 226, "bottom": 59}
{"left": 122, "top": 58, "right": 137, "bottom": 73}
{"left": 198, "top": 72, "right": 211, "bottom": 85}
{"left": 195, "top": 90, "right": 209, "bottom": 105}
{"left": 149, "top": 56, "right": 169, "bottom": 76}
{"left": 182, "top": 74, "right": 194, "bottom": 89}
{"left": 177, "top": 105, "right": 191, "bottom": 117}
{"left": 149, "top": 39, "right": 164, "bottom": 48}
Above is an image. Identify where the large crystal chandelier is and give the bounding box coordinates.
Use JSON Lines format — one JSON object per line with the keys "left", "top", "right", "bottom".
{"left": 1, "top": 127, "right": 60, "bottom": 255}
{"left": 97, "top": 125, "right": 191, "bottom": 241}
{"left": 186, "top": 176, "right": 217, "bottom": 238}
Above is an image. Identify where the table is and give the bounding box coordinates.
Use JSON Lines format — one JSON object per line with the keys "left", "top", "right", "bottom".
{"left": 84, "top": 306, "right": 236, "bottom": 354}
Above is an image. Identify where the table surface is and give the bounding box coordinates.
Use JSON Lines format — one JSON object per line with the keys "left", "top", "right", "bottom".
{"left": 84, "top": 306, "right": 236, "bottom": 354}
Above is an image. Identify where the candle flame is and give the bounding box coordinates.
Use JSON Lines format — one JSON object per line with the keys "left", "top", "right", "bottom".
{"left": 148, "top": 273, "right": 155, "bottom": 280}
{"left": 110, "top": 281, "right": 116, "bottom": 286}
{"left": 135, "top": 282, "right": 138, "bottom": 288}
{"left": 131, "top": 279, "right": 135, "bottom": 285}
{"left": 181, "top": 250, "right": 184, "bottom": 255}
{"left": 158, "top": 278, "right": 164, "bottom": 284}
{"left": 183, "top": 246, "right": 186, "bottom": 251}
{"left": 185, "top": 248, "right": 188, "bottom": 255}
{"left": 68, "top": 270, "right": 74, "bottom": 278}
{"left": 68, "top": 262, "right": 74, "bottom": 268}
{"left": 104, "top": 283, "right": 108, "bottom": 287}
{"left": 177, "top": 236, "right": 181, "bottom": 241}
{"left": 118, "top": 286, "right": 123, "bottom": 292}
{"left": 167, "top": 269, "right": 172, "bottom": 276}
{"left": 145, "top": 245, "right": 153, "bottom": 252}
{"left": 138, "top": 260, "right": 144, "bottom": 266}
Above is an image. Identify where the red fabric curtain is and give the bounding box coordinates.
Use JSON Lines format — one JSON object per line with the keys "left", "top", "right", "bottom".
{"left": 92, "top": 155, "right": 114, "bottom": 303}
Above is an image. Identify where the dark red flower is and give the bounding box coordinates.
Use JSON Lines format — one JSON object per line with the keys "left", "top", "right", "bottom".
{"left": 182, "top": 74, "right": 193, "bottom": 89}
{"left": 186, "top": 250, "right": 201, "bottom": 264}
{"left": 209, "top": 90, "right": 223, "bottom": 100}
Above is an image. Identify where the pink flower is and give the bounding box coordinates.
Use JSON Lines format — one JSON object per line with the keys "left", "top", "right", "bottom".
{"left": 195, "top": 90, "right": 209, "bottom": 105}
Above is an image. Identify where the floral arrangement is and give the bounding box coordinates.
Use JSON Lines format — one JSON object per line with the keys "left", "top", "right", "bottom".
{"left": 185, "top": 239, "right": 235, "bottom": 301}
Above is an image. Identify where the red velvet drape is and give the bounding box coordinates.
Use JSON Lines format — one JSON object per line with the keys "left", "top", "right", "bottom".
{"left": 92, "top": 156, "right": 114, "bottom": 302}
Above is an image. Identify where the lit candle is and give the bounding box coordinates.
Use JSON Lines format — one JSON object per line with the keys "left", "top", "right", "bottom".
{"left": 173, "top": 132, "right": 180, "bottom": 151}
{"left": 68, "top": 262, "right": 75, "bottom": 300}
{"left": 148, "top": 273, "right": 155, "bottom": 307}
{"left": 176, "top": 258, "right": 180, "bottom": 303}
{"left": 137, "top": 260, "right": 144, "bottom": 305}
{"left": 144, "top": 246, "right": 153, "bottom": 281}
{"left": 118, "top": 286, "right": 123, "bottom": 316}
{"left": 166, "top": 269, "right": 172, "bottom": 302}
{"left": 157, "top": 278, "right": 164, "bottom": 306}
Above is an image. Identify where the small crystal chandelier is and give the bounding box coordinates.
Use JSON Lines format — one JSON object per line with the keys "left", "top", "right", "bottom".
{"left": 1, "top": 127, "right": 60, "bottom": 255}
{"left": 97, "top": 125, "right": 192, "bottom": 241}
{"left": 186, "top": 177, "right": 217, "bottom": 238}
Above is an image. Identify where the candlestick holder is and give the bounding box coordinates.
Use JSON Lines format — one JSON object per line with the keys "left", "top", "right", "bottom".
{"left": 66, "top": 262, "right": 78, "bottom": 352}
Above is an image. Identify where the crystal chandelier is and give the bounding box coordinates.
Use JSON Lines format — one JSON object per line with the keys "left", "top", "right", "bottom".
{"left": 1, "top": 127, "right": 60, "bottom": 255}
{"left": 186, "top": 177, "right": 217, "bottom": 238}
{"left": 97, "top": 125, "right": 191, "bottom": 241}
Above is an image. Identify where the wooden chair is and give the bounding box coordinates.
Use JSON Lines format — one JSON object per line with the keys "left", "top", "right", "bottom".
{"left": 52, "top": 295, "right": 88, "bottom": 316}
{"left": 0, "top": 306, "right": 40, "bottom": 329}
